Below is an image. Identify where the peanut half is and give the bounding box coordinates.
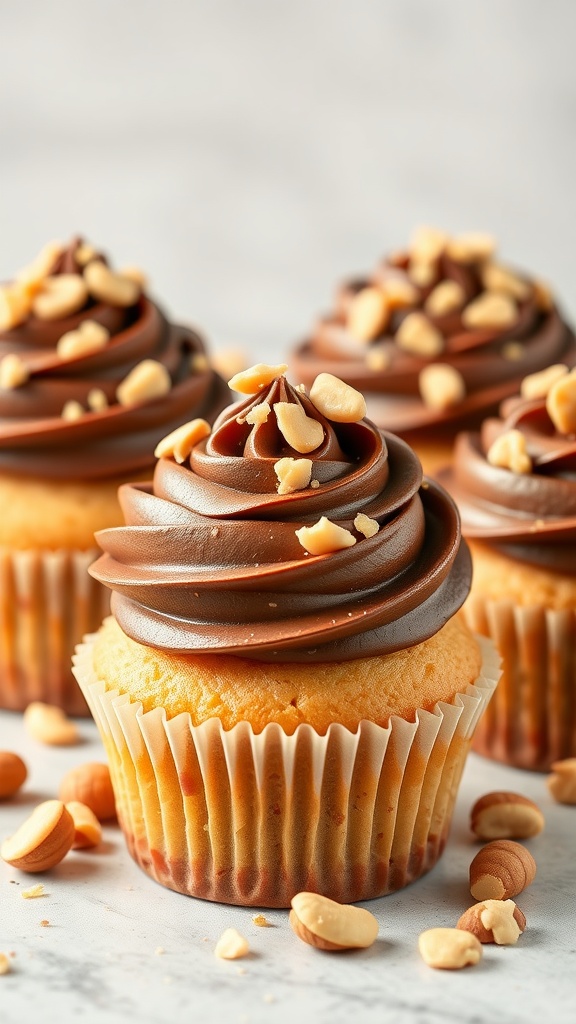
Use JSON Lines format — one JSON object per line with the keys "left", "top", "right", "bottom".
{"left": 424, "top": 280, "right": 466, "bottom": 318}
{"left": 469, "top": 839, "right": 536, "bottom": 901}
{"left": 445, "top": 232, "right": 496, "bottom": 264}
{"left": 462, "top": 292, "right": 517, "bottom": 330}
{"left": 470, "top": 791, "right": 544, "bottom": 840}
{"left": 547, "top": 758, "right": 576, "bottom": 805}
{"left": 295, "top": 517, "right": 356, "bottom": 556}
{"left": 481, "top": 263, "right": 530, "bottom": 301}
{"left": 520, "top": 364, "right": 568, "bottom": 401}
{"left": 290, "top": 892, "right": 378, "bottom": 951}
{"left": 228, "top": 362, "right": 288, "bottom": 394}
{"left": 418, "top": 928, "right": 482, "bottom": 970}
{"left": 84, "top": 260, "right": 141, "bottom": 307}
{"left": 0, "top": 751, "right": 27, "bottom": 799}
{"left": 16, "top": 241, "right": 64, "bottom": 294}
{"left": 274, "top": 402, "right": 324, "bottom": 453}
{"left": 546, "top": 371, "right": 576, "bottom": 435}
{"left": 23, "top": 702, "right": 80, "bottom": 746}
{"left": 154, "top": 419, "right": 211, "bottom": 463}
{"left": 457, "top": 899, "right": 526, "bottom": 945}
{"left": 395, "top": 312, "right": 444, "bottom": 357}
{"left": 346, "top": 286, "right": 390, "bottom": 342}
{"left": 59, "top": 763, "right": 116, "bottom": 821}
{"left": 419, "top": 364, "right": 466, "bottom": 412}
{"left": 32, "top": 274, "right": 88, "bottom": 320}
{"left": 1, "top": 800, "right": 75, "bottom": 872}
{"left": 309, "top": 373, "right": 367, "bottom": 423}
{"left": 0, "top": 353, "right": 29, "bottom": 390}
{"left": 214, "top": 929, "right": 250, "bottom": 960}
{"left": 0, "top": 284, "right": 32, "bottom": 329}
{"left": 116, "top": 360, "right": 171, "bottom": 407}
{"left": 487, "top": 429, "right": 532, "bottom": 475}
{"left": 65, "top": 801, "right": 102, "bottom": 849}
{"left": 56, "top": 320, "right": 110, "bottom": 360}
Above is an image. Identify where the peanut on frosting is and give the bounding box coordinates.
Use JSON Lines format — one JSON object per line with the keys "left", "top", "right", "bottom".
{"left": 346, "top": 286, "right": 389, "bottom": 342}
{"left": 445, "top": 232, "right": 496, "bottom": 264}
{"left": 520, "top": 364, "right": 568, "bottom": 401}
{"left": 56, "top": 320, "right": 110, "bottom": 359}
{"left": 487, "top": 429, "right": 532, "bottom": 474}
{"left": 32, "top": 274, "right": 89, "bottom": 321}
{"left": 274, "top": 401, "right": 324, "bottom": 453}
{"left": 424, "top": 280, "right": 466, "bottom": 318}
{"left": 462, "top": 292, "right": 517, "bottom": 330}
{"left": 116, "top": 359, "right": 171, "bottom": 407}
{"left": 0, "top": 285, "right": 33, "bottom": 329}
{"left": 395, "top": 312, "right": 444, "bottom": 357}
{"left": 274, "top": 457, "right": 313, "bottom": 495}
{"left": 228, "top": 362, "right": 288, "bottom": 394}
{"left": 154, "top": 418, "right": 211, "bottom": 463}
{"left": 295, "top": 517, "right": 356, "bottom": 555}
{"left": 419, "top": 364, "right": 466, "bottom": 411}
{"left": 84, "top": 260, "right": 141, "bottom": 307}
{"left": 309, "top": 373, "right": 367, "bottom": 423}
{"left": 245, "top": 400, "right": 271, "bottom": 425}
{"left": 546, "top": 370, "right": 576, "bottom": 434}
{"left": 481, "top": 263, "right": 530, "bottom": 301}
{"left": 0, "top": 353, "right": 29, "bottom": 389}
{"left": 354, "top": 513, "right": 379, "bottom": 538}
{"left": 15, "top": 241, "right": 64, "bottom": 294}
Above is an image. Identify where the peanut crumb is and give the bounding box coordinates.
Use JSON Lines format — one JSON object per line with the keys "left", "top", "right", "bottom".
{"left": 252, "top": 914, "right": 271, "bottom": 927}
{"left": 502, "top": 341, "right": 524, "bottom": 361}
{"left": 214, "top": 928, "right": 250, "bottom": 960}
{"left": 40, "top": 920, "right": 50, "bottom": 927}
{"left": 310, "top": 479, "right": 320, "bottom": 489}
{"left": 0, "top": 953, "right": 10, "bottom": 975}
{"left": 22, "top": 884, "right": 46, "bottom": 899}
{"left": 245, "top": 401, "right": 271, "bottom": 426}
{"left": 354, "top": 513, "right": 380, "bottom": 538}
{"left": 155, "top": 947, "right": 165, "bottom": 955}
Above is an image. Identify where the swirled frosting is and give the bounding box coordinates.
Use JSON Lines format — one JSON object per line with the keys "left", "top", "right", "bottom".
{"left": 291, "top": 229, "right": 575, "bottom": 440}
{"left": 0, "top": 238, "right": 228, "bottom": 479}
{"left": 439, "top": 387, "right": 576, "bottom": 572}
{"left": 91, "top": 372, "right": 471, "bottom": 662}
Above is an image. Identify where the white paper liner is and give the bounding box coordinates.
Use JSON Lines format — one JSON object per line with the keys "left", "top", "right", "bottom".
{"left": 465, "top": 596, "right": 576, "bottom": 771}
{"left": 0, "top": 547, "right": 110, "bottom": 715}
{"left": 74, "top": 632, "right": 499, "bottom": 906}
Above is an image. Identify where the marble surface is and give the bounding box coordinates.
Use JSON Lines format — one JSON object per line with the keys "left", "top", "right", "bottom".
{"left": 0, "top": 710, "right": 575, "bottom": 1024}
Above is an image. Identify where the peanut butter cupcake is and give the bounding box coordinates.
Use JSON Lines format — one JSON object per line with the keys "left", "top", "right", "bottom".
{"left": 0, "top": 237, "right": 227, "bottom": 713}
{"left": 438, "top": 364, "right": 576, "bottom": 770}
{"left": 75, "top": 365, "right": 499, "bottom": 906}
{"left": 290, "top": 227, "right": 575, "bottom": 473}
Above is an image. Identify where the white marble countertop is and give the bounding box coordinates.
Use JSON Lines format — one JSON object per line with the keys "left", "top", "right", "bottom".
{"left": 1, "top": 710, "right": 574, "bottom": 1024}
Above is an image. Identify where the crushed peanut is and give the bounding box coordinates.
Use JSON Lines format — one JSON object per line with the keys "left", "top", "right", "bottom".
{"left": 395, "top": 312, "right": 444, "bottom": 357}
{"left": 75, "top": 242, "right": 98, "bottom": 266}
{"left": 354, "top": 513, "right": 379, "bottom": 538}
{"left": 520, "top": 364, "right": 568, "bottom": 401}
{"left": 87, "top": 388, "right": 108, "bottom": 412}
{"left": 0, "top": 353, "right": 29, "bottom": 389}
{"left": 245, "top": 401, "right": 271, "bottom": 425}
{"left": 117, "top": 360, "right": 171, "bottom": 407}
{"left": 482, "top": 263, "right": 530, "bottom": 301}
{"left": 0, "top": 285, "right": 32, "bottom": 330}
{"left": 546, "top": 371, "right": 576, "bottom": 434}
{"left": 295, "top": 517, "right": 356, "bottom": 555}
{"left": 252, "top": 914, "right": 271, "bottom": 927}
{"left": 15, "top": 240, "right": 64, "bottom": 294}
{"left": 0, "top": 953, "right": 10, "bottom": 975}
{"left": 274, "top": 457, "right": 313, "bottom": 495}
{"left": 365, "top": 347, "right": 391, "bottom": 372}
{"left": 410, "top": 226, "right": 447, "bottom": 264}
{"left": 309, "top": 373, "right": 366, "bottom": 423}
{"left": 154, "top": 418, "right": 211, "bottom": 463}
{"left": 487, "top": 429, "right": 532, "bottom": 474}
{"left": 228, "top": 362, "right": 288, "bottom": 394}
{"left": 214, "top": 929, "right": 250, "bottom": 960}
{"left": 380, "top": 275, "right": 419, "bottom": 309}
{"left": 84, "top": 260, "right": 141, "bottom": 307}
{"left": 274, "top": 402, "right": 324, "bottom": 453}
{"left": 419, "top": 363, "right": 466, "bottom": 411}
{"left": 32, "top": 274, "right": 88, "bottom": 321}
{"left": 462, "top": 292, "right": 517, "bottom": 330}
{"left": 22, "top": 884, "right": 46, "bottom": 899}
{"left": 346, "top": 286, "right": 389, "bottom": 342}
{"left": 446, "top": 232, "right": 496, "bottom": 264}
{"left": 424, "top": 280, "right": 466, "bottom": 318}
{"left": 61, "top": 400, "right": 85, "bottom": 422}
{"left": 408, "top": 260, "right": 436, "bottom": 288}
{"left": 56, "top": 320, "right": 110, "bottom": 359}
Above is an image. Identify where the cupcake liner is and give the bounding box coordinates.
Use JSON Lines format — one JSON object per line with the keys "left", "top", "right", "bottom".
{"left": 464, "top": 596, "right": 576, "bottom": 771}
{"left": 73, "top": 632, "right": 499, "bottom": 907}
{"left": 0, "top": 547, "right": 110, "bottom": 715}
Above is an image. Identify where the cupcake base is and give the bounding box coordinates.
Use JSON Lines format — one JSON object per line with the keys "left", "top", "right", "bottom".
{"left": 74, "top": 633, "right": 499, "bottom": 906}
{"left": 465, "top": 596, "right": 576, "bottom": 771}
{"left": 0, "top": 548, "right": 110, "bottom": 715}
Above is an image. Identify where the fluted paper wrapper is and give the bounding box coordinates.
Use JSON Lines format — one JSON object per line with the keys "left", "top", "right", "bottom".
{"left": 0, "top": 547, "right": 110, "bottom": 716}
{"left": 465, "top": 596, "right": 576, "bottom": 771}
{"left": 74, "top": 634, "right": 499, "bottom": 906}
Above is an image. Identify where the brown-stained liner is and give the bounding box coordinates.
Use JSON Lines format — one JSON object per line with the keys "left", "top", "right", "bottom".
{"left": 74, "top": 632, "right": 499, "bottom": 906}
{"left": 465, "top": 597, "right": 576, "bottom": 771}
{"left": 0, "top": 548, "right": 109, "bottom": 715}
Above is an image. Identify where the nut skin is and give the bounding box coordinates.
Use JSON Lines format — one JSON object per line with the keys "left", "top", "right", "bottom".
{"left": 469, "top": 840, "right": 536, "bottom": 901}
{"left": 470, "top": 791, "right": 545, "bottom": 840}
{"left": 457, "top": 900, "right": 526, "bottom": 944}
{"left": 1, "top": 800, "right": 75, "bottom": 872}
{"left": 289, "top": 892, "right": 378, "bottom": 951}
{"left": 58, "top": 763, "right": 116, "bottom": 822}
{"left": 0, "top": 751, "right": 27, "bottom": 799}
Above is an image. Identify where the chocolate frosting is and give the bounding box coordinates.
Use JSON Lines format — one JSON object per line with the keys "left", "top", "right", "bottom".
{"left": 439, "top": 393, "right": 576, "bottom": 572}
{"left": 291, "top": 245, "right": 575, "bottom": 440}
{"left": 91, "top": 376, "right": 472, "bottom": 662}
{"left": 0, "top": 239, "right": 228, "bottom": 480}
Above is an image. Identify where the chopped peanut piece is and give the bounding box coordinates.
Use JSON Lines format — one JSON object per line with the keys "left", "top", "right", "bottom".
{"left": 22, "top": 884, "right": 46, "bottom": 899}
{"left": 117, "top": 360, "right": 171, "bottom": 407}
{"left": 346, "top": 286, "right": 389, "bottom": 342}
{"left": 61, "top": 400, "right": 84, "bottom": 422}
{"left": 446, "top": 232, "right": 496, "bottom": 264}
{"left": 274, "top": 402, "right": 324, "bottom": 453}
{"left": 87, "top": 388, "right": 108, "bottom": 412}
{"left": 274, "top": 457, "right": 313, "bottom": 495}
{"left": 0, "top": 953, "right": 10, "bottom": 975}
{"left": 84, "top": 261, "right": 141, "bottom": 307}
{"left": 252, "top": 914, "right": 271, "bottom": 927}
{"left": 520, "top": 364, "right": 568, "bottom": 401}
{"left": 75, "top": 242, "right": 98, "bottom": 266}
{"left": 408, "top": 260, "right": 436, "bottom": 288}
{"left": 424, "top": 280, "right": 466, "bottom": 318}
{"left": 228, "top": 362, "right": 288, "bottom": 394}
{"left": 546, "top": 371, "right": 576, "bottom": 434}
{"left": 396, "top": 312, "right": 444, "bottom": 357}
{"left": 309, "top": 373, "right": 366, "bottom": 423}
{"left": 32, "top": 274, "right": 88, "bottom": 320}
{"left": 380, "top": 275, "right": 419, "bottom": 309}
{"left": 56, "top": 320, "right": 110, "bottom": 359}
{"left": 419, "top": 364, "right": 466, "bottom": 411}
{"left": 354, "top": 513, "right": 379, "bottom": 538}
{"left": 245, "top": 401, "right": 271, "bottom": 425}
{"left": 462, "top": 292, "right": 517, "bottom": 330}
{"left": 365, "top": 347, "right": 391, "bottom": 372}
{"left": 410, "top": 226, "right": 447, "bottom": 263}
{"left": 482, "top": 263, "right": 530, "bottom": 301}
{"left": 15, "top": 241, "right": 64, "bottom": 294}
{"left": 154, "top": 418, "right": 211, "bottom": 463}
{"left": 214, "top": 929, "right": 249, "bottom": 960}
{"left": 502, "top": 341, "right": 524, "bottom": 361}
{"left": 487, "top": 430, "right": 532, "bottom": 475}
{"left": 66, "top": 801, "right": 102, "bottom": 849}
{"left": 295, "top": 517, "right": 356, "bottom": 555}
{"left": 0, "top": 353, "right": 29, "bottom": 389}
{"left": 23, "top": 702, "right": 80, "bottom": 746}
{"left": 0, "top": 285, "right": 31, "bottom": 330}
{"left": 418, "top": 928, "right": 482, "bottom": 970}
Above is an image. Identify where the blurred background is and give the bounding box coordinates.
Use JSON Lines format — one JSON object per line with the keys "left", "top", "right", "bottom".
{"left": 1, "top": 0, "right": 574, "bottom": 365}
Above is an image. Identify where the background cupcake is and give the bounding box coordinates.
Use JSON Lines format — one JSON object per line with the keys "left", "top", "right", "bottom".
{"left": 291, "top": 227, "right": 575, "bottom": 473}
{"left": 0, "top": 237, "right": 228, "bottom": 714}
{"left": 76, "top": 366, "right": 498, "bottom": 907}
{"left": 438, "top": 363, "right": 576, "bottom": 771}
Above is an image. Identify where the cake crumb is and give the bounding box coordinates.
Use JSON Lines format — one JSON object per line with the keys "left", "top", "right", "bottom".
{"left": 252, "top": 913, "right": 271, "bottom": 927}
{"left": 22, "top": 884, "right": 46, "bottom": 900}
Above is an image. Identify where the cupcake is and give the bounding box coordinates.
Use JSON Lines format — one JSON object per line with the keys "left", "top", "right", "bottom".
{"left": 438, "top": 364, "right": 576, "bottom": 771}
{"left": 75, "top": 365, "right": 498, "bottom": 906}
{"left": 291, "top": 227, "right": 575, "bottom": 473}
{"left": 0, "top": 237, "right": 228, "bottom": 714}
